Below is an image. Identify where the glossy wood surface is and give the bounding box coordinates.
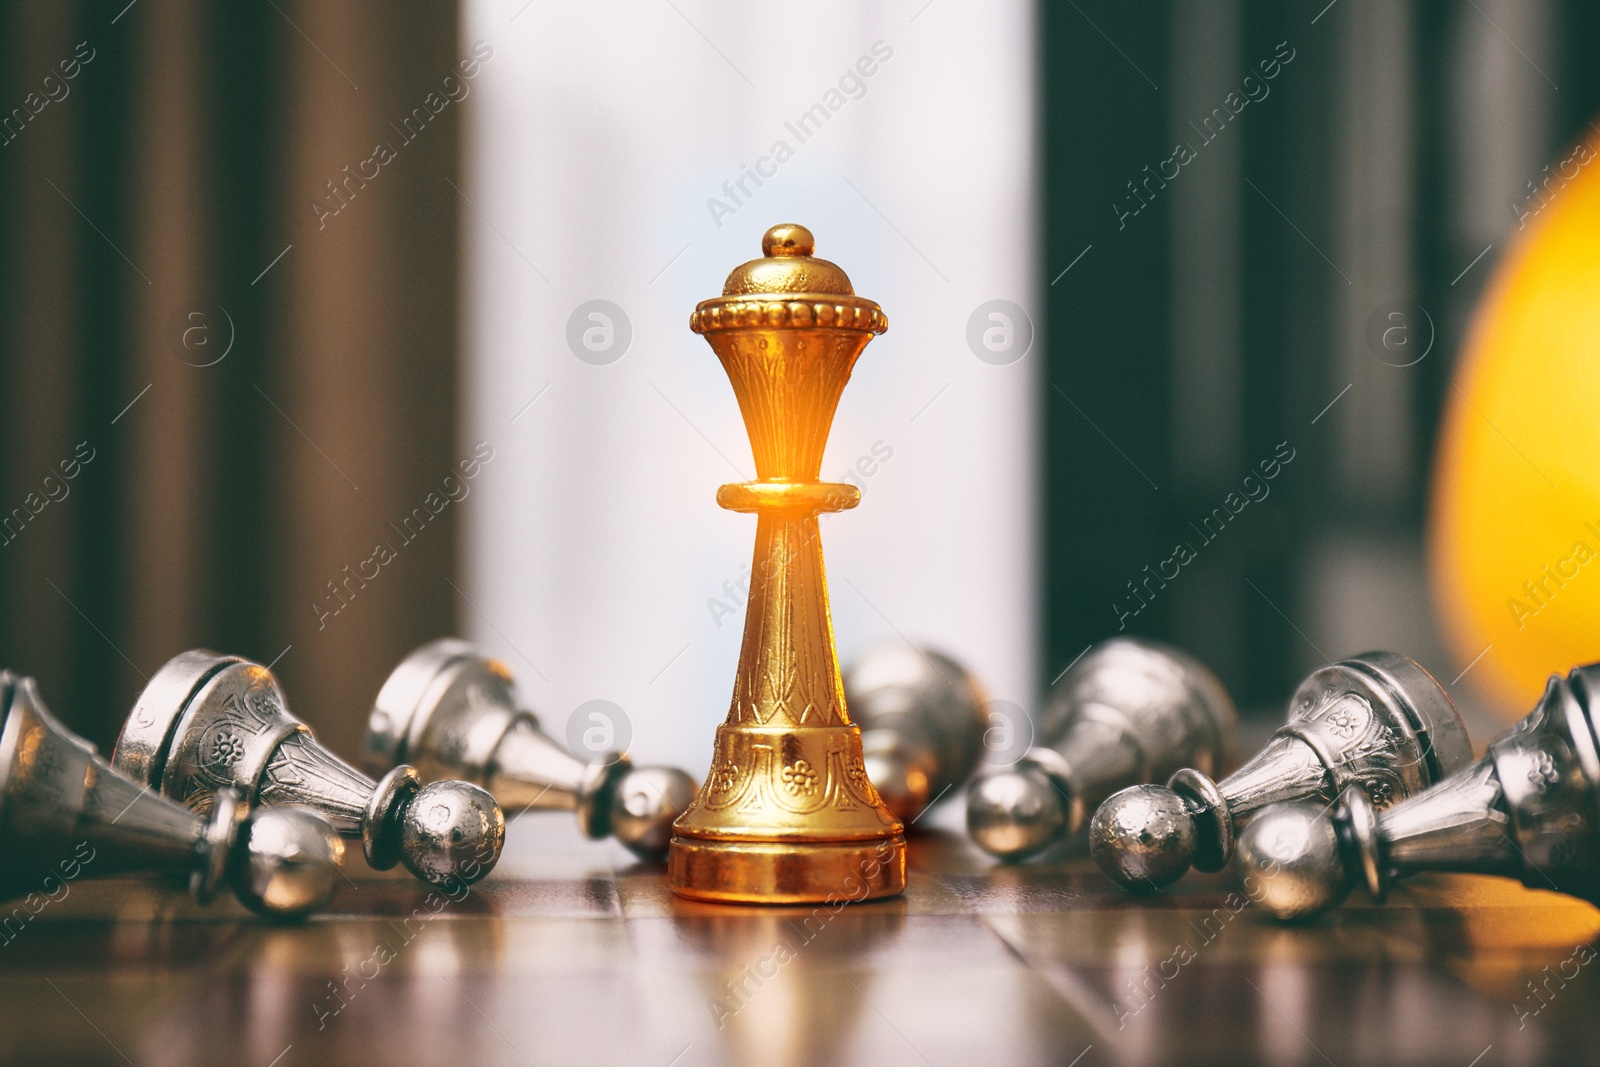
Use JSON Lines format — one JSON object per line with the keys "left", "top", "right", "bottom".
{"left": 3, "top": 802, "right": 1597, "bottom": 1066}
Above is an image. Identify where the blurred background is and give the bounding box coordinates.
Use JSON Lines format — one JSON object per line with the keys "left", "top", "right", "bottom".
{"left": 2, "top": 0, "right": 1598, "bottom": 770}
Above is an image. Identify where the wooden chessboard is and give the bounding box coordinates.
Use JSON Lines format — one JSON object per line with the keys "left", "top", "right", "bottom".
{"left": 5, "top": 802, "right": 1597, "bottom": 1067}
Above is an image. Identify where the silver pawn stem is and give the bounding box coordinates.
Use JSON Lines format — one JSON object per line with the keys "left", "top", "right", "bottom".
{"left": 1090, "top": 652, "right": 1473, "bottom": 890}
{"left": 364, "top": 639, "right": 696, "bottom": 860}
{"left": 1, "top": 671, "right": 341, "bottom": 919}
{"left": 965, "top": 638, "right": 1237, "bottom": 860}
{"left": 113, "top": 651, "right": 504, "bottom": 888}
{"left": 1239, "top": 662, "right": 1600, "bottom": 920}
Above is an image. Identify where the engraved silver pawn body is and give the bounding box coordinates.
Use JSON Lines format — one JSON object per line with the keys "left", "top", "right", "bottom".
{"left": 0, "top": 671, "right": 341, "bottom": 919}
{"left": 843, "top": 643, "right": 989, "bottom": 824}
{"left": 965, "top": 638, "right": 1237, "bottom": 861}
{"left": 1090, "top": 652, "right": 1474, "bottom": 890}
{"left": 363, "top": 639, "right": 696, "bottom": 860}
{"left": 1239, "top": 662, "right": 1600, "bottom": 920}
{"left": 112, "top": 651, "right": 504, "bottom": 888}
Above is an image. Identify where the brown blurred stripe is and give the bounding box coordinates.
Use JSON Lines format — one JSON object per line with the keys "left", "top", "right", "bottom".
{"left": 0, "top": 0, "right": 462, "bottom": 756}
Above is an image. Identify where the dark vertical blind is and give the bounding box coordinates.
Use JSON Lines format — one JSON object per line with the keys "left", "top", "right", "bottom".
{"left": 1041, "top": 0, "right": 1600, "bottom": 712}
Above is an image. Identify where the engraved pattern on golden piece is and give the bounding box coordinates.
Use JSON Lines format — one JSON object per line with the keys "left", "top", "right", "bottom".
{"left": 668, "top": 224, "right": 906, "bottom": 904}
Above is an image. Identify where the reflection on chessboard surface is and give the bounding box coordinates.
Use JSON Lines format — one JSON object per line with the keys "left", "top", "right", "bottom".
{"left": 5, "top": 802, "right": 1597, "bottom": 1067}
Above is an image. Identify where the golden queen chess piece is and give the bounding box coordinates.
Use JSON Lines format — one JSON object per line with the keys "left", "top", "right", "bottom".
{"left": 667, "top": 224, "right": 906, "bottom": 904}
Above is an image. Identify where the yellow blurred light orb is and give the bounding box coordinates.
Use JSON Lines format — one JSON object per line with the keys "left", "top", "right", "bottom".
{"left": 1430, "top": 129, "right": 1600, "bottom": 719}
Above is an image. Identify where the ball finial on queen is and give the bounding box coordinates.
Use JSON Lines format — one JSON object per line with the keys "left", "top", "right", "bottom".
{"left": 762, "top": 223, "right": 815, "bottom": 258}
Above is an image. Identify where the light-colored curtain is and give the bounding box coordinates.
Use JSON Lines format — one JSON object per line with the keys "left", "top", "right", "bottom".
{"left": 460, "top": 0, "right": 1040, "bottom": 772}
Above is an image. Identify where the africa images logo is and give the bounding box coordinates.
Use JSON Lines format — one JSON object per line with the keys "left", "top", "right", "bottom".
{"left": 1112, "top": 41, "right": 1296, "bottom": 231}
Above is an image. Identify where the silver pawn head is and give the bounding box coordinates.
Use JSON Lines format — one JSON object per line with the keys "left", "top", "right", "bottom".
{"left": 398, "top": 779, "right": 505, "bottom": 886}
{"left": 608, "top": 765, "right": 697, "bottom": 859}
{"left": 236, "top": 807, "right": 345, "bottom": 919}
{"left": 1235, "top": 802, "right": 1348, "bottom": 921}
{"left": 965, "top": 766, "right": 1066, "bottom": 860}
{"left": 1089, "top": 785, "right": 1198, "bottom": 890}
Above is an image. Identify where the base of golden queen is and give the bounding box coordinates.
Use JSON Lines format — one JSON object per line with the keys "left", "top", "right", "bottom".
{"left": 667, "top": 834, "right": 907, "bottom": 905}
